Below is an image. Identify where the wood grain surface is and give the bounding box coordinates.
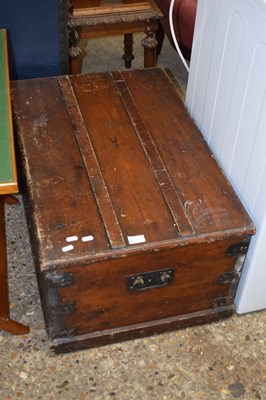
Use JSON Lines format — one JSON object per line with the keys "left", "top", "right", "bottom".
{"left": 11, "top": 68, "right": 255, "bottom": 351}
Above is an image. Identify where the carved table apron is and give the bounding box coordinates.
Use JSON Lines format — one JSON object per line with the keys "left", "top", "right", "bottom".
{"left": 68, "top": 0, "right": 163, "bottom": 73}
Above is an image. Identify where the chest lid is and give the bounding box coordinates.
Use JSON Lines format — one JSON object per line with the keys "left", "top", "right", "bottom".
{"left": 11, "top": 68, "right": 255, "bottom": 270}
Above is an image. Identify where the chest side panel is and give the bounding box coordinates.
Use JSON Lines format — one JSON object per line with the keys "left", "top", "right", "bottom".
{"left": 42, "top": 236, "right": 248, "bottom": 339}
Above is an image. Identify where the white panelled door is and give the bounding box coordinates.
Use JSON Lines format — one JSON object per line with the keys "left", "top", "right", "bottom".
{"left": 186, "top": 0, "right": 266, "bottom": 313}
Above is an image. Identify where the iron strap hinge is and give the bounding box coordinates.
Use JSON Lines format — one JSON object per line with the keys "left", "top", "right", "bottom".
{"left": 213, "top": 296, "right": 232, "bottom": 308}
{"left": 217, "top": 271, "right": 240, "bottom": 285}
{"left": 226, "top": 241, "right": 249, "bottom": 257}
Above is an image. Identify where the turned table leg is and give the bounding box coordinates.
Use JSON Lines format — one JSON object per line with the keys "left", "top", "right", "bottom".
{"left": 142, "top": 19, "right": 158, "bottom": 68}
{"left": 0, "top": 195, "right": 29, "bottom": 335}
{"left": 68, "top": 27, "right": 82, "bottom": 75}
{"left": 123, "top": 33, "right": 135, "bottom": 68}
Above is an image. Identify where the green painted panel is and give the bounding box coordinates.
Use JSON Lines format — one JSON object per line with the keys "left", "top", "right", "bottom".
{"left": 0, "top": 29, "right": 14, "bottom": 184}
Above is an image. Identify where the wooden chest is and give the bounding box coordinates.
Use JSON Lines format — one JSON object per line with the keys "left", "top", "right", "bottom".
{"left": 11, "top": 68, "right": 255, "bottom": 353}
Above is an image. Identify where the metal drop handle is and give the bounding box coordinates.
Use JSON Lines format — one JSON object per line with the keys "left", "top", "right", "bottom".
{"left": 128, "top": 268, "right": 174, "bottom": 291}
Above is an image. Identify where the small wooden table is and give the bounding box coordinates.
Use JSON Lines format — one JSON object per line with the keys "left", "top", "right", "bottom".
{"left": 68, "top": 0, "right": 163, "bottom": 74}
{"left": 0, "top": 30, "right": 29, "bottom": 335}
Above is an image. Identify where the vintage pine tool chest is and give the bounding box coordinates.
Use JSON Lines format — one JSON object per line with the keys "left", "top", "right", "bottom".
{"left": 11, "top": 68, "right": 255, "bottom": 353}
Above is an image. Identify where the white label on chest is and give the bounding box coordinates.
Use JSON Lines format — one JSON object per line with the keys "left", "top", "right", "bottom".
{"left": 82, "top": 235, "right": 94, "bottom": 242}
{"left": 127, "top": 234, "right": 146, "bottom": 245}
{"left": 66, "top": 235, "right": 78, "bottom": 242}
{"left": 62, "top": 244, "right": 74, "bottom": 252}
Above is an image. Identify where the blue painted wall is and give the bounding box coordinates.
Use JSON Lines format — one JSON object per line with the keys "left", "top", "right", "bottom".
{"left": 0, "top": 0, "right": 65, "bottom": 79}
